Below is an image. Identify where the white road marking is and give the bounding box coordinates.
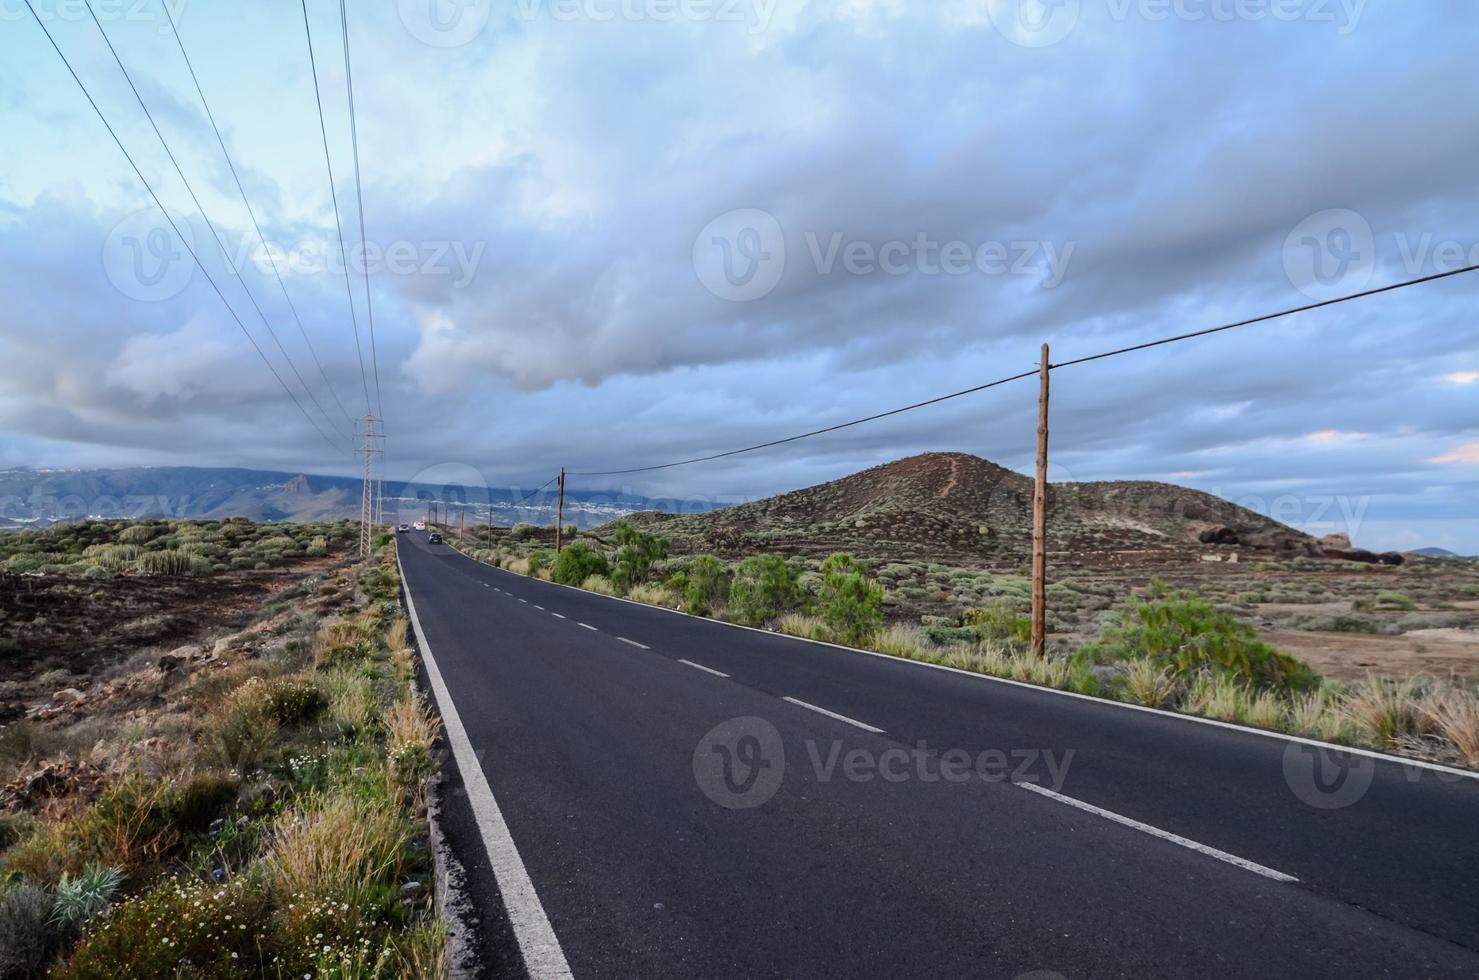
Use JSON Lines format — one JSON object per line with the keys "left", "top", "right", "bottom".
{"left": 678, "top": 658, "right": 729, "bottom": 678}
{"left": 518, "top": 598, "right": 528, "bottom": 604}
{"left": 578, "top": 622, "right": 598, "bottom": 631}
{"left": 552, "top": 613, "right": 566, "bottom": 620}
{"left": 617, "top": 637, "right": 651, "bottom": 650}
{"left": 397, "top": 550, "right": 574, "bottom": 979}
{"left": 533, "top": 605, "right": 545, "bottom": 611}
{"left": 1015, "top": 782, "right": 1298, "bottom": 883}
{"left": 782, "top": 696, "right": 885, "bottom": 734}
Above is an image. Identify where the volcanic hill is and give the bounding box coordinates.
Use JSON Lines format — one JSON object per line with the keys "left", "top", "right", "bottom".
{"left": 625, "top": 452, "right": 1320, "bottom": 570}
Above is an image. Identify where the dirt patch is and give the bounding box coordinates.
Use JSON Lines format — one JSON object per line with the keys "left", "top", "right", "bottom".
{"left": 1264, "top": 628, "right": 1479, "bottom": 684}
{"left": 0, "top": 556, "right": 336, "bottom": 698}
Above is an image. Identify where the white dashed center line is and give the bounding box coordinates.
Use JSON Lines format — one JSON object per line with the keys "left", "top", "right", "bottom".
{"left": 552, "top": 613, "right": 566, "bottom": 620}
{"left": 617, "top": 637, "right": 650, "bottom": 650}
{"left": 678, "top": 658, "right": 729, "bottom": 678}
{"left": 1015, "top": 782, "right": 1299, "bottom": 883}
{"left": 578, "top": 623, "right": 598, "bottom": 631}
{"left": 533, "top": 605, "right": 544, "bottom": 611}
{"left": 782, "top": 697, "right": 885, "bottom": 734}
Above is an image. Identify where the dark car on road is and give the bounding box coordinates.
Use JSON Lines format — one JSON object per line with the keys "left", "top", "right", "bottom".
{"left": 428, "top": 532, "right": 443, "bottom": 544}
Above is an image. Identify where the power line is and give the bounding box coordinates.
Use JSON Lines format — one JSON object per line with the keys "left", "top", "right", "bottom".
{"left": 573, "top": 262, "right": 1479, "bottom": 477}
{"left": 82, "top": 0, "right": 350, "bottom": 449}
{"left": 1049, "top": 262, "right": 1479, "bottom": 370}
{"left": 160, "top": 0, "right": 355, "bottom": 431}
{"left": 338, "top": 0, "right": 383, "bottom": 424}
{"left": 512, "top": 476, "right": 560, "bottom": 505}
{"left": 571, "top": 372, "right": 1039, "bottom": 476}
{"left": 21, "top": 0, "right": 344, "bottom": 455}
{"left": 301, "top": 0, "right": 373, "bottom": 416}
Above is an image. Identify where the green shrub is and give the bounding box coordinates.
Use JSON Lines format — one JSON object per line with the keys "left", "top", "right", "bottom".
{"left": 609, "top": 521, "right": 668, "bottom": 593}
{"left": 729, "top": 555, "right": 803, "bottom": 627}
{"left": 1375, "top": 591, "right": 1416, "bottom": 611}
{"left": 116, "top": 524, "right": 159, "bottom": 544}
{"left": 266, "top": 678, "right": 329, "bottom": 725}
{"left": 1084, "top": 578, "right": 1318, "bottom": 692}
{"left": 164, "top": 773, "right": 238, "bottom": 834}
{"left": 817, "top": 553, "right": 883, "bottom": 645}
{"left": 553, "top": 542, "right": 609, "bottom": 586}
{"left": 526, "top": 550, "right": 555, "bottom": 578}
{"left": 684, "top": 556, "right": 729, "bottom": 616}
{"left": 58, "top": 876, "right": 271, "bottom": 978}
{"left": 136, "top": 549, "right": 191, "bottom": 576}
{"left": 961, "top": 603, "right": 1032, "bottom": 646}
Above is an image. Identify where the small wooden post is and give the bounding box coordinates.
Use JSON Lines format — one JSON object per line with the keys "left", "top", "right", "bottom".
{"left": 1031, "top": 343, "right": 1051, "bottom": 658}
{"left": 555, "top": 468, "right": 566, "bottom": 552}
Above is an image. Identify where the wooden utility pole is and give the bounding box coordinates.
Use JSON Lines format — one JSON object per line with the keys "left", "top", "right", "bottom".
{"left": 554, "top": 468, "right": 566, "bottom": 552}
{"left": 1031, "top": 344, "right": 1051, "bottom": 657}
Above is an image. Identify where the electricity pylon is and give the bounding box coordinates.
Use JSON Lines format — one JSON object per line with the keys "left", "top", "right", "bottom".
{"left": 357, "top": 415, "right": 383, "bottom": 560}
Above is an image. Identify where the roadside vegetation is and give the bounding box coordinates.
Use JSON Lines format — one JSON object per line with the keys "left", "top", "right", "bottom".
{"left": 0, "top": 518, "right": 336, "bottom": 578}
{"left": 0, "top": 531, "right": 445, "bottom": 977}
{"left": 450, "top": 521, "right": 1479, "bottom": 771}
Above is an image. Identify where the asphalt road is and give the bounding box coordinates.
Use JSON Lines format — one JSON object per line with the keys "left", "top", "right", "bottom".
{"left": 398, "top": 534, "right": 1479, "bottom": 979}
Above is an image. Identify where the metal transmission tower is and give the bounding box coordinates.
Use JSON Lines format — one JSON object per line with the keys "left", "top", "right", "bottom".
{"left": 357, "top": 415, "right": 383, "bottom": 559}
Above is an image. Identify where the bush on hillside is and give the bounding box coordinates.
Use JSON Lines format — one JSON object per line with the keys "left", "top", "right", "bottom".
{"left": 728, "top": 555, "right": 804, "bottom": 627}
{"left": 817, "top": 553, "right": 884, "bottom": 645}
{"left": 684, "top": 555, "right": 730, "bottom": 616}
{"left": 1081, "top": 578, "right": 1319, "bottom": 691}
{"left": 553, "top": 542, "right": 608, "bottom": 586}
{"left": 608, "top": 522, "right": 668, "bottom": 593}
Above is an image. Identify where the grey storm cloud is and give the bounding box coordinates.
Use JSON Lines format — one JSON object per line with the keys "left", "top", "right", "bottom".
{"left": 0, "top": 0, "right": 1475, "bottom": 549}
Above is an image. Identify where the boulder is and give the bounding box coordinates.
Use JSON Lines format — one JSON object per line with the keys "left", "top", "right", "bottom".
{"left": 1319, "top": 532, "right": 1353, "bottom": 551}
{"left": 52, "top": 688, "right": 84, "bottom": 705}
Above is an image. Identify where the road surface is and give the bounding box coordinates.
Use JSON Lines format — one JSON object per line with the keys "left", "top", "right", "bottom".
{"left": 397, "top": 534, "right": 1479, "bottom": 979}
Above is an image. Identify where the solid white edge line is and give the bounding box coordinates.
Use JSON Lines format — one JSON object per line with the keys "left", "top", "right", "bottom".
{"left": 578, "top": 622, "right": 598, "bottom": 631}
{"left": 439, "top": 545, "right": 1479, "bottom": 782}
{"left": 397, "top": 547, "right": 575, "bottom": 980}
{"left": 782, "top": 696, "right": 885, "bottom": 734}
{"left": 1016, "top": 781, "right": 1299, "bottom": 883}
{"left": 678, "top": 658, "right": 728, "bottom": 677}
{"left": 618, "top": 637, "right": 651, "bottom": 650}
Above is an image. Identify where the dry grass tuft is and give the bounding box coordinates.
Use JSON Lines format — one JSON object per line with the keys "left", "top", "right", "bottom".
{"left": 1344, "top": 675, "right": 1428, "bottom": 746}
{"left": 1423, "top": 692, "right": 1479, "bottom": 765}
{"left": 777, "top": 613, "right": 827, "bottom": 641}
{"left": 1118, "top": 660, "right": 1179, "bottom": 708}
{"left": 628, "top": 584, "right": 677, "bottom": 608}
{"left": 386, "top": 696, "right": 441, "bottom": 794}
{"left": 267, "top": 795, "right": 410, "bottom": 913}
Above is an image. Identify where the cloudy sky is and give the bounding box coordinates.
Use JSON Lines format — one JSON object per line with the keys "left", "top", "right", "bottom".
{"left": 1, "top": 0, "right": 1476, "bottom": 550}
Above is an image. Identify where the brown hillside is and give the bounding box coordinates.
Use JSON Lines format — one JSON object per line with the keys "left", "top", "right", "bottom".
{"left": 624, "top": 452, "right": 1315, "bottom": 570}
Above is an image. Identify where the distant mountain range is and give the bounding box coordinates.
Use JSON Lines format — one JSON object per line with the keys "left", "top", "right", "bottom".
{"left": 1411, "top": 547, "right": 1475, "bottom": 559}
{"left": 0, "top": 466, "right": 707, "bottom": 530}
